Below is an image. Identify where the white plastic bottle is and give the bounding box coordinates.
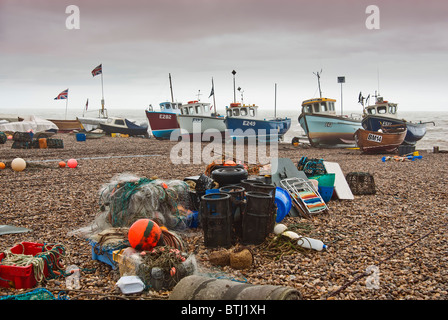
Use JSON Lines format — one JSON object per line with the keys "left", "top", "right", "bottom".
{"left": 65, "top": 264, "right": 81, "bottom": 290}
{"left": 297, "top": 237, "right": 327, "bottom": 251}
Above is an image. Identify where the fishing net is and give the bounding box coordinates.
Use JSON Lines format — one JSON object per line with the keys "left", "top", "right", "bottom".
{"left": 70, "top": 173, "right": 193, "bottom": 238}
{"left": 0, "top": 288, "right": 65, "bottom": 300}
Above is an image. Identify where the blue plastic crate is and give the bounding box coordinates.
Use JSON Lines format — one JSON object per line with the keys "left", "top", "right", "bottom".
{"left": 89, "top": 241, "right": 118, "bottom": 269}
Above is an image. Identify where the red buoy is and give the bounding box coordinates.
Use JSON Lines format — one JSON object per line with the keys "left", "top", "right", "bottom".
{"left": 128, "top": 219, "right": 162, "bottom": 251}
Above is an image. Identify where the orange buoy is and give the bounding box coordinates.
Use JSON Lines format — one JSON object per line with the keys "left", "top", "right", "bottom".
{"left": 128, "top": 219, "right": 162, "bottom": 251}
{"left": 59, "top": 161, "right": 66, "bottom": 168}
{"left": 0, "top": 162, "right": 5, "bottom": 169}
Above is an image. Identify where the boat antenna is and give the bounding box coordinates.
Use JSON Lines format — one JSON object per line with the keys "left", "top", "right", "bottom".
{"left": 169, "top": 73, "right": 174, "bottom": 103}
{"left": 232, "top": 70, "right": 237, "bottom": 103}
{"left": 313, "top": 69, "right": 323, "bottom": 98}
{"left": 274, "top": 83, "right": 277, "bottom": 118}
{"left": 196, "top": 89, "right": 202, "bottom": 101}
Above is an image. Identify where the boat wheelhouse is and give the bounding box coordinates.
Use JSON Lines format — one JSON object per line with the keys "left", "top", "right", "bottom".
{"left": 176, "top": 100, "right": 226, "bottom": 139}
{"left": 224, "top": 102, "right": 291, "bottom": 142}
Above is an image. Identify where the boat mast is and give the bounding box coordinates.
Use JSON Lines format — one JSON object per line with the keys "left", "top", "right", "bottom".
{"left": 314, "top": 70, "right": 323, "bottom": 98}
{"left": 212, "top": 77, "right": 216, "bottom": 114}
{"left": 169, "top": 73, "right": 174, "bottom": 103}
{"left": 232, "top": 70, "right": 237, "bottom": 103}
{"left": 274, "top": 83, "right": 277, "bottom": 118}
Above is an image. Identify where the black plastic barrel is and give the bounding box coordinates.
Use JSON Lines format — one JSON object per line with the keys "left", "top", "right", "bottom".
{"left": 242, "top": 192, "right": 275, "bottom": 245}
{"left": 200, "top": 193, "right": 232, "bottom": 248}
{"left": 219, "top": 185, "right": 245, "bottom": 239}
{"left": 240, "top": 179, "right": 266, "bottom": 193}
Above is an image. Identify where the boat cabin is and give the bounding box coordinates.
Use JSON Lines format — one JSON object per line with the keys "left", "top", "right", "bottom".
{"left": 180, "top": 101, "right": 212, "bottom": 116}
{"left": 148, "top": 102, "right": 182, "bottom": 114}
{"left": 160, "top": 102, "right": 182, "bottom": 113}
{"left": 301, "top": 98, "right": 336, "bottom": 115}
{"left": 363, "top": 97, "right": 398, "bottom": 118}
{"left": 225, "top": 103, "right": 259, "bottom": 118}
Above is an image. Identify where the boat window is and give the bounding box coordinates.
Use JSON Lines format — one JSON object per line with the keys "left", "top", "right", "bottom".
{"left": 304, "top": 105, "right": 312, "bottom": 113}
{"left": 329, "top": 102, "right": 335, "bottom": 111}
{"left": 249, "top": 108, "right": 255, "bottom": 117}
{"left": 367, "top": 108, "right": 376, "bottom": 115}
{"left": 377, "top": 106, "right": 387, "bottom": 114}
{"left": 320, "top": 102, "right": 327, "bottom": 112}
{"left": 227, "top": 109, "right": 232, "bottom": 117}
{"left": 232, "top": 108, "right": 240, "bottom": 116}
{"left": 115, "top": 119, "right": 125, "bottom": 126}
{"left": 195, "top": 105, "right": 202, "bottom": 114}
{"left": 240, "top": 108, "right": 248, "bottom": 116}
{"left": 388, "top": 105, "right": 396, "bottom": 114}
{"left": 189, "top": 106, "right": 195, "bottom": 114}
{"left": 182, "top": 107, "right": 189, "bottom": 115}
{"left": 314, "top": 103, "right": 320, "bottom": 113}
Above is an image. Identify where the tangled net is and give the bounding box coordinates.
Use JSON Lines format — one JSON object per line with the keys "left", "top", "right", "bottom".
{"left": 70, "top": 173, "right": 193, "bottom": 238}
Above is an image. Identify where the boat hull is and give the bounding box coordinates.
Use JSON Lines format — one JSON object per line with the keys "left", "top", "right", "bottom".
{"left": 362, "top": 115, "right": 426, "bottom": 145}
{"left": 177, "top": 115, "right": 226, "bottom": 139}
{"left": 48, "top": 119, "right": 83, "bottom": 132}
{"left": 299, "top": 113, "right": 362, "bottom": 146}
{"left": 355, "top": 127, "right": 407, "bottom": 154}
{"left": 77, "top": 116, "right": 108, "bottom": 131}
{"left": 145, "top": 110, "right": 180, "bottom": 140}
{"left": 224, "top": 117, "right": 291, "bottom": 141}
{"left": 99, "top": 120, "right": 149, "bottom": 137}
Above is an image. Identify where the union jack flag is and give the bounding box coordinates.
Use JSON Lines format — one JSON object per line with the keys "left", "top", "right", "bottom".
{"left": 91, "top": 64, "right": 102, "bottom": 77}
{"left": 54, "top": 89, "right": 68, "bottom": 100}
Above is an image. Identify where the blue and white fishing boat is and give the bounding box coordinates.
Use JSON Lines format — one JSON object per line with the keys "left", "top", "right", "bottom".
{"left": 298, "top": 97, "right": 362, "bottom": 147}
{"left": 299, "top": 71, "right": 362, "bottom": 147}
{"left": 224, "top": 102, "right": 291, "bottom": 142}
{"left": 360, "top": 95, "right": 433, "bottom": 146}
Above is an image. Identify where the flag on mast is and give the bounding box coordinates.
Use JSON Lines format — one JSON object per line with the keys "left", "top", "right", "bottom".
{"left": 54, "top": 89, "right": 68, "bottom": 100}
{"left": 208, "top": 81, "right": 214, "bottom": 98}
{"left": 85, "top": 98, "right": 89, "bottom": 111}
{"left": 91, "top": 64, "right": 102, "bottom": 77}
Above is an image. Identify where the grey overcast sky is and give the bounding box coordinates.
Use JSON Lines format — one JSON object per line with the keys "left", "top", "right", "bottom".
{"left": 1, "top": 0, "right": 447, "bottom": 116}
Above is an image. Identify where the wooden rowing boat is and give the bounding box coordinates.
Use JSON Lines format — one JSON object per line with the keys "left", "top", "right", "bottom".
{"left": 355, "top": 124, "right": 407, "bottom": 154}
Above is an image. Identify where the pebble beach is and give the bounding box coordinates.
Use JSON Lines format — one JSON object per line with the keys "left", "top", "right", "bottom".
{"left": 1, "top": 133, "right": 447, "bottom": 301}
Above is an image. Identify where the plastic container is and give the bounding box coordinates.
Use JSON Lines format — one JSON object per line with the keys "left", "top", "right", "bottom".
{"left": 116, "top": 275, "right": 145, "bottom": 294}
{"left": 0, "top": 242, "right": 64, "bottom": 289}
{"left": 318, "top": 186, "right": 334, "bottom": 203}
{"left": 76, "top": 133, "right": 86, "bottom": 141}
{"left": 297, "top": 237, "right": 327, "bottom": 251}
{"left": 274, "top": 187, "right": 292, "bottom": 222}
{"left": 200, "top": 193, "right": 232, "bottom": 248}
{"left": 90, "top": 241, "right": 118, "bottom": 269}
{"left": 65, "top": 265, "right": 81, "bottom": 290}
{"left": 38, "top": 138, "right": 47, "bottom": 149}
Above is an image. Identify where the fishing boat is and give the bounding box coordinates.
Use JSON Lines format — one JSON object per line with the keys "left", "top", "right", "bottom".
{"left": 48, "top": 119, "right": 84, "bottom": 132}
{"left": 99, "top": 117, "right": 149, "bottom": 137}
{"left": 360, "top": 95, "right": 432, "bottom": 145}
{"left": 224, "top": 102, "right": 291, "bottom": 142}
{"left": 77, "top": 108, "right": 109, "bottom": 132}
{"left": 355, "top": 124, "right": 407, "bottom": 154}
{"left": 145, "top": 101, "right": 182, "bottom": 140}
{"left": 176, "top": 100, "right": 226, "bottom": 139}
{"left": 298, "top": 72, "right": 362, "bottom": 147}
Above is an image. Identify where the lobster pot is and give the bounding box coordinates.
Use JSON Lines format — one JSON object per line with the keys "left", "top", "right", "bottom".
{"left": 200, "top": 193, "right": 232, "bottom": 248}
{"left": 13, "top": 131, "right": 33, "bottom": 142}
{"left": 346, "top": 172, "right": 376, "bottom": 195}
{"left": 0, "top": 132, "right": 6, "bottom": 144}
{"left": 169, "top": 275, "right": 301, "bottom": 300}
{"left": 219, "top": 186, "right": 245, "bottom": 239}
{"left": 242, "top": 192, "right": 275, "bottom": 245}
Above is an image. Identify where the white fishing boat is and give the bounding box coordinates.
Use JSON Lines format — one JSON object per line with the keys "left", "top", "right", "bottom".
{"left": 176, "top": 100, "right": 226, "bottom": 139}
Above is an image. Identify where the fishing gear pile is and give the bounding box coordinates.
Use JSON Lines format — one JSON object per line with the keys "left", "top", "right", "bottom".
{"left": 71, "top": 173, "right": 192, "bottom": 238}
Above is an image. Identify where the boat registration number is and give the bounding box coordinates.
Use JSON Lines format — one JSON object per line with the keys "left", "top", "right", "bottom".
{"left": 242, "top": 120, "right": 256, "bottom": 127}
{"left": 193, "top": 118, "right": 203, "bottom": 122}
{"left": 159, "top": 114, "right": 172, "bottom": 119}
{"left": 367, "top": 133, "right": 382, "bottom": 143}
